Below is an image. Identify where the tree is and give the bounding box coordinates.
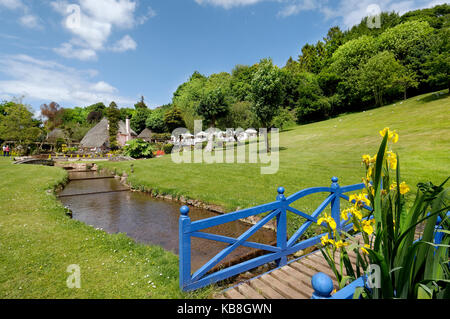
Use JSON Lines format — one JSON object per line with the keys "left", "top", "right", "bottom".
{"left": 164, "top": 107, "right": 186, "bottom": 133}
{"left": 87, "top": 111, "right": 103, "bottom": 123}
{"left": 134, "top": 96, "right": 148, "bottom": 109}
{"left": 0, "top": 102, "right": 43, "bottom": 146}
{"left": 298, "top": 42, "right": 326, "bottom": 74}
{"left": 196, "top": 87, "right": 229, "bottom": 128}
{"left": 40, "top": 102, "right": 65, "bottom": 130}
{"left": 130, "top": 107, "right": 150, "bottom": 134}
{"left": 172, "top": 71, "right": 207, "bottom": 131}
{"left": 105, "top": 102, "right": 121, "bottom": 150}
{"left": 119, "top": 108, "right": 136, "bottom": 121}
{"left": 358, "top": 51, "right": 403, "bottom": 107}
{"left": 395, "top": 69, "right": 419, "bottom": 100}
{"left": 423, "top": 28, "right": 450, "bottom": 91}
{"left": 146, "top": 109, "right": 166, "bottom": 133}
{"left": 329, "top": 35, "right": 378, "bottom": 111}
{"left": 250, "top": 58, "right": 284, "bottom": 150}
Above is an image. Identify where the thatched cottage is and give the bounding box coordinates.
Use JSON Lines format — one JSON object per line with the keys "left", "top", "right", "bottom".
{"left": 137, "top": 128, "right": 153, "bottom": 142}
{"left": 80, "top": 118, "right": 137, "bottom": 150}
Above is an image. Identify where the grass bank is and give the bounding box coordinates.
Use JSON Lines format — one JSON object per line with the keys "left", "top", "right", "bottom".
{"left": 99, "top": 91, "right": 450, "bottom": 236}
{"left": 0, "top": 158, "right": 212, "bottom": 298}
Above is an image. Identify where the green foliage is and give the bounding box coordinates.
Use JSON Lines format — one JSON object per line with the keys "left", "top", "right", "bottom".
{"left": 423, "top": 28, "right": 450, "bottom": 91}
{"left": 119, "top": 108, "right": 136, "bottom": 121}
{"left": 130, "top": 108, "right": 150, "bottom": 135}
{"left": 0, "top": 102, "right": 43, "bottom": 145}
{"left": 134, "top": 96, "right": 148, "bottom": 109}
{"left": 358, "top": 51, "right": 404, "bottom": 107}
{"left": 106, "top": 102, "right": 121, "bottom": 150}
{"left": 146, "top": 109, "right": 166, "bottom": 133}
{"left": 394, "top": 69, "right": 419, "bottom": 100}
{"left": 250, "top": 58, "right": 284, "bottom": 128}
{"left": 196, "top": 87, "right": 229, "bottom": 127}
{"left": 219, "top": 101, "right": 260, "bottom": 129}
{"left": 122, "top": 139, "right": 154, "bottom": 159}
{"left": 163, "top": 143, "right": 174, "bottom": 154}
{"left": 271, "top": 108, "right": 295, "bottom": 131}
{"left": 164, "top": 107, "right": 186, "bottom": 133}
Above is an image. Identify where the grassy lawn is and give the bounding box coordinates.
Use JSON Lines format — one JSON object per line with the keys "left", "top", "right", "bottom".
{"left": 0, "top": 158, "right": 212, "bottom": 298}
{"left": 99, "top": 91, "right": 450, "bottom": 236}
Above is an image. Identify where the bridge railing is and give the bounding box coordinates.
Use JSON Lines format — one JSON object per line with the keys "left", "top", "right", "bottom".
{"left": 179, "top": 177, "right": 371, "bottom": 291}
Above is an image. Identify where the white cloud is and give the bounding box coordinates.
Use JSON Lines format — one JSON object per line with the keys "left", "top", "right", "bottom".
{"left": 0, "top": 54, "right": 135, "bottom": 107}
{"left": 19, "top": 14, "right": 42, "bottom": 29}
{"left": 0, "top": 0, "right": 45, "bottom": 29}
{"left": 51, "top": 0, "right": 152, "bottom": 60}
{"left": 137, "top": 6, "right": 157, "bottom": 25}
{"left": 0, "top": 0, "right": 24, "bottom": 10}
{"left": 195, "top": 0, "right": 266, "bottom": 9}
{"left": 54, "top": 42, "right": 98, "bottom": 61}
{"left": 110, "top": 35, "right": 137, "bottom": 52}
{"left": 276, "top": 0, "right": 318, "bottom": 18}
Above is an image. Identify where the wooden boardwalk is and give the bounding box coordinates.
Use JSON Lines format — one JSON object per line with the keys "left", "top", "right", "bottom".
{"left": 216, "top": 230, "right": 423, "bottom": 299}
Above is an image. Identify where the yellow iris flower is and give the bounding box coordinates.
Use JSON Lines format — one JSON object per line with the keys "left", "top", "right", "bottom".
{"left": 379, "top": 127, "right": 399, "bottom": 143}
{"left": 386, "top": 151, "right": 398, "bottom": 170}
{"left": 317, "top": 214, "right": 337, "bottom": 231}
{"left": 349, "top": 193, "right": 371, "bottom": 208}
{"left": 361, "top": 244, "right": 371, "bottom": 255}
{"left": 362, "top": 219, "right": 375, "bottom": 236}
{"left": 320, "top": 234, "right": 335, "bottom": 247}
{"left": 399, "top": 182, "right": 410, "bottom": 195}
{"left": 390, "top": 182, "right": 411, "bottom": 195}
{"left": 335, "top": 240, "right": 349, "bottom": 249}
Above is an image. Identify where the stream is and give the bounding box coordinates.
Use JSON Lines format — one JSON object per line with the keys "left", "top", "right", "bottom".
{"left": 59, "top": 171, "right": 276, "bottom": 271}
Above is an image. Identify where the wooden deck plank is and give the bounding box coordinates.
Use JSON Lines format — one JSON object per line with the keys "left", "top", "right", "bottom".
{"left": 237, "top": 283, "right": 265, "bottom": 299}
{"left": 269, "top": 269, "right": 312, "bottom": 298}
{"left": 224, "top": 288, "right": 246, "bottom": 299}
{"left": 258, "top": 274, "right": 306, "bottom": 299}
{"left": 297, "top": 258, "right": 338, "bottom": 281}
{"left": 250, "top": 278, "right": 286, "bottom": 299}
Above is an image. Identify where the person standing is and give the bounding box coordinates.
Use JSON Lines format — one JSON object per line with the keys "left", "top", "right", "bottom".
{"left": 2, "top": 145, "right": 5, "bottom": 157}
{"left": 5, "top": 145, "right": 10, "bottom": 157}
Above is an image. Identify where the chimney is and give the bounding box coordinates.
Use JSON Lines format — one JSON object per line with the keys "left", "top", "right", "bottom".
{"left": 125, "top": 118, "right": 131, "bottom": 141}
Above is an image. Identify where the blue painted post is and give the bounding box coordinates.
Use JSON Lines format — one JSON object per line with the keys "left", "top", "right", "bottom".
{"left": 330, "top": 177, "right": 341, "bottom": 231}
{"left": 311, "top": 272, "right": 334, "bottom": 299}
{"left": 276, "top": 187, "right": 287, "bottom": 267}
{"left": 179, "top": 205, "right": 191, "bottom": 291}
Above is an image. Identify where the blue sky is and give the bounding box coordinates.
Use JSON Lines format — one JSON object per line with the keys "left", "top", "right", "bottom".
{"left": 0, "top": 0, "right": 445, "bottom": 114}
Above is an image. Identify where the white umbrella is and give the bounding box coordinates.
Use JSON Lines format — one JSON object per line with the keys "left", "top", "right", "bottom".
{"left": 196, "top": 131, "right": 208, "bottom": 137}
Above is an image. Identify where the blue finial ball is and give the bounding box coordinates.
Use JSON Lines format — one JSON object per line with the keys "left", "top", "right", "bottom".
{"left": 331, "top": 177, "right": 339, "bottom": 183}
{"left": 277, "top": 187, "right": 285, "bottom": 195}
{"left": 180, "top": 206, "right": 190, "bottom": 216}
{"left": 312, "top": 273, "right": 334, "bottom": 297}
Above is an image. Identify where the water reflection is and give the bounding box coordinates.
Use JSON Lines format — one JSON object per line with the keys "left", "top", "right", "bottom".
{"left": 60, "top": 172, "right": 276, "bottom": 271}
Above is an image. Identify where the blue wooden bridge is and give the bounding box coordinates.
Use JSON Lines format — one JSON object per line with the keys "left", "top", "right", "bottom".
{"left": 178, "top": 177, "right": 396, "bottom": 298}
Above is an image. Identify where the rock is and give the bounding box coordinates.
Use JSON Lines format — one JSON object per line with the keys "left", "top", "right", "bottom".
{"left": 109, "top": 155, "right": 135, "bottom": 162}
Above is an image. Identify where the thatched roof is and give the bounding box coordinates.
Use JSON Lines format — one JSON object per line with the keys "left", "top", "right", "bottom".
{"left": 118, "top": 121, "right": 137, "bottom": 136}
{"left": 80, "top": 118, "right": 109, "bottom": 148}
{"left": 137, "top": 128, "right": 153, "bottom": 140}
{"left": 46, "top": 128, "right": 68, "bottom": 143}
{"left": 80, "top": 118, "right": 137, "bottom": 148}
